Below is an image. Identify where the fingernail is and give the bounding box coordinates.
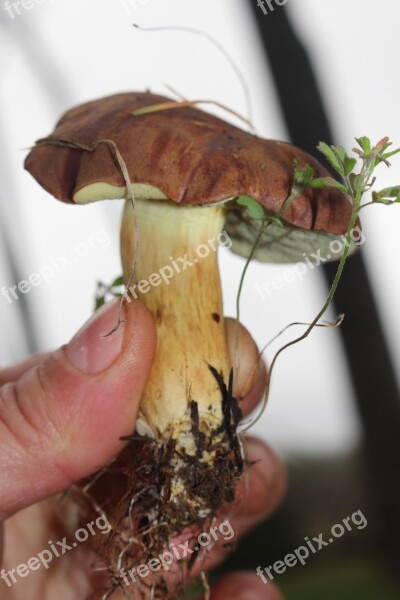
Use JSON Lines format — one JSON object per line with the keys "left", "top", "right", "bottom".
{"left": 66, "top": 300, "right": 124, "bottom": 373}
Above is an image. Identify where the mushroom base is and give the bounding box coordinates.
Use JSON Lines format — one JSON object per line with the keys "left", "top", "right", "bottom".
{"left": 79, "top": 390, "right": 243, "bottom": 599}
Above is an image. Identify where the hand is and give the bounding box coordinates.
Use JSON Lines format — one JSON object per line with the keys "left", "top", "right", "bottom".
{"left": 0, "top": 300, "right": 285, "bottom": 599}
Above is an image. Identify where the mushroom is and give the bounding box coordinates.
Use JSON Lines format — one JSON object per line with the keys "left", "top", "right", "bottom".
{"left": 25, "top": 91, "right": 356, "bottom": 568}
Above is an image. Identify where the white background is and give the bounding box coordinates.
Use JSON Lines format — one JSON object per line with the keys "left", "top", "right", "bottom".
{"left": 0, "top": 0, "right": 399, "bottom": 455}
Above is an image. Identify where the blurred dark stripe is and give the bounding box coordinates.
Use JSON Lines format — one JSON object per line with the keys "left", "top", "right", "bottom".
{"left": 0, "top": 218, "right": 38, "bottom": 355}
{"left": 0, "top": 11, "right": 71, "bottom": 108}
{"left": 0, "top": 11, "right": 73, "bottom": 359}
{"left": 247, "top": 0, "right": 400, "bottom": 573}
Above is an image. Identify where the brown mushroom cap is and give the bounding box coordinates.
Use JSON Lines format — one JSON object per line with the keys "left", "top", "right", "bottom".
{"left": 25, "top": 92, "right": 359, "bottom": 263}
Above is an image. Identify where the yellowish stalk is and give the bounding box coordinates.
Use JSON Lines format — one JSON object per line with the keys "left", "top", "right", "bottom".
{"left": 120, "top": 199, "right": 231, "bottom": 459}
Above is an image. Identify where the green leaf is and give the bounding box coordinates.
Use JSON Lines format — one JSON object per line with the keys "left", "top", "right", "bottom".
{"left": 111, "top": 275, "right": 124, "bottom": 288}
{"left": 348, "top": 172, "right": 360, "bottom": 194}
{"left": 266, "top": 215, "right": 284, "bottom": 227}
{"left": 332, "top": 145, "right": 347, "bottom": 164}
{"left": 372, "top": 185, "right": 400, "bottom": 204}
{"left": 93, "top": 276, "right": 125, "bottom": 313}
{"left": 95, "top": 295, "right": 106, "bottom": 311}
{"left": 380, "top": 185, "right": 400, "bottom": 198}
{"left": 355, "top": 136, "right": 371, "bottom": 155}
{"left": 308, "top": 177, "right": 348, "bottom": 194}
{"left": 381, "top": 147, "right": 400, "bottom": 160}
{"left": 343, "top": 156, "right": 357, "bottom": 175}
{"left": 307, "top": 177, "right": 329, "bottom": 188}
{"left": 294, "top": 164, "right": 314, "bottom": 187}
{"left": 329, "top": 145, "right": 357, "bottom": 176}
{"left": 317, "top": 142, "right": 344, "bottom": 175}
{"left": 236, "top": 195, "right": 265, "bottom": 219}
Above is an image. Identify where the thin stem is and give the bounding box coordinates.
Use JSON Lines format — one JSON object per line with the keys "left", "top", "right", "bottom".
{"left": 243, "top": 152, "right": 377, "bottom": 431}
{"left": 132, "top": 100, "right": 255, "bottom": 133}
{"left": 234, "top": 187, "right": 301, "bottom": 381}
{"left": 234, "top": 219, "right": 267, "bottom": 377}
{"left": 132, "top": 24, "right": 254, "bottom": 125}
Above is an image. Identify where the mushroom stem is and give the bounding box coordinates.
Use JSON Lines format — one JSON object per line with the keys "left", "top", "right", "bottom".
{"left": 120, "top": 200, "right": 242, "bottom": 522}
{"left": 120, "top": 199, "right": 231, "bottom": 456}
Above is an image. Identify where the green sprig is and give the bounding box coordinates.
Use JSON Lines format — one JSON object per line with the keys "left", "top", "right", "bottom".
{"left": 242, "top": 136, "right": 400, "bottom": 430}
{"left": 94, "top": 275, "right": 125, "bottom": 311}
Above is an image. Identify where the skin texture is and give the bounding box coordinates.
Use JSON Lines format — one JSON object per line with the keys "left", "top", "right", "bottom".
{"left": 0, "top": 301, "right": 286, "bottom": 600}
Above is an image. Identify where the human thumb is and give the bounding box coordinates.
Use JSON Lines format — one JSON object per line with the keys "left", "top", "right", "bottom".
{"left": 0, "top": 299, "right": 156, "bottom": 521}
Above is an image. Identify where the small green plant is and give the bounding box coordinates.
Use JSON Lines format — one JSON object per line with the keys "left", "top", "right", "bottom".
{"left": 94, "top": 275, "right": 124, "bottom": 311}
{"left": 243, "top": 136, "right": 400, "bottom": 428}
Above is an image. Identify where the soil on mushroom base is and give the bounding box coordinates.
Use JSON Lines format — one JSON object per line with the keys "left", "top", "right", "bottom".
{"left": 74, "top": 368, "right": 244, "bottom": 599}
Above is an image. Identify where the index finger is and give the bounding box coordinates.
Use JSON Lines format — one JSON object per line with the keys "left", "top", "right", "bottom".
{"left": 225, "top": 318, "right": 267, "bottom": 419}
{"left": 0, "top": 353, "right": 50, "bottom": 386}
